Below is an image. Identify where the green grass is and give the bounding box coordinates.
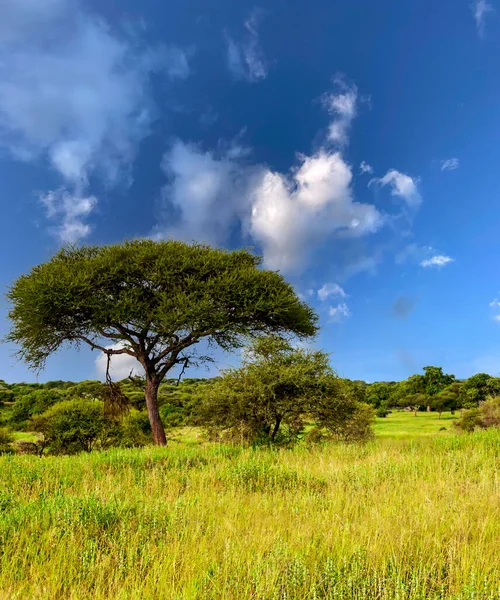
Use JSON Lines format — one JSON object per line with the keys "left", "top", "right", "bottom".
{"left": 373, "top": 411, "right": 458, "bottom": 438}
{"left": 1, "top": 428, "right": 499, "bottom": 599}
{"left": 10, "top": 431, "right": 39, "bottom": 443}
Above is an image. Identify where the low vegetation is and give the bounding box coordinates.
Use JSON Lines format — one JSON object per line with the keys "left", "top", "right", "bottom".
{"left": 0, "top": 429, "right": 498, "bottom": 599}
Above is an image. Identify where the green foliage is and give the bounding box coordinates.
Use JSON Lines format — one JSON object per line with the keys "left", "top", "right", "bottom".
{"left": 455, "top": 396, "right": 500, "bottom": 432}
{"left": 7, "top": 388, "right": 63, "bottom": 429}
{"left": 198, "top": 336, "right": 374, "bottom": 445}
{"left": 6, "top": 240, "right": 317, "bottom": 445}
{"left": 0, "top": 428, "right": 14, "bottom": 455}
{"left": 31, "top": 399, "right": 106, "bottom": 454}
{"left": 458, "top": 373, "right": 500, "bottom": 407}
{"left": 6, "top": 239, "right": 317, "bottom": 370}
{"left": 376, "top": 405, "right": 391, "bottom": 418}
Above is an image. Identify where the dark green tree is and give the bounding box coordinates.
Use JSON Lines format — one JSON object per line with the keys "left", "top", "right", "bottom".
{"left": 6, "top": 240, "right": 317, "bottom": 445}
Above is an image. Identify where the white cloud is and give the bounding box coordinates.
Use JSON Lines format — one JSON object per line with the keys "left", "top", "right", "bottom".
{"left": 489, "top": 298, "right": 500, "bottom": 323}
{"left": 370, "top": 169, "right": 421, "bottom": 208}
{"left": 0, "top": 0, "right": 189, "bottom": 241}
{"left": 322, "top": 79, "right": 357, "bottom": 146}
{"left": 39, "top": 188, "right": 97, "bottom": 243}
{"left": 249, "top": 151, "right": 382, "bottom": 271}
{"left": 95, "top": 343, "right": 143, "bottom": 382}
{"left": 154, "top": 139, "right": 250, "bottom": 245}
{"left": 441, "top": 158, "right": 459, "bottom": 171}
{"left": 226, "top": 9, "right": 268, "bottom": 82}
{"left": 420, "top": 255, "right": 454, "bottom": 268}
{"left": 318, "top": 283, "right": 346, "bottom": 302}
{"left": 472, "top": 0, "right": 494, "bottom": 37}
{"left": 328, "top": 303, "right": 351, "bottom": 322}
{"left": 360, "top": 161, "right": 373, "bottom": 174}
{"left": 157, "top": 79, "right": 398, "bottom": 274}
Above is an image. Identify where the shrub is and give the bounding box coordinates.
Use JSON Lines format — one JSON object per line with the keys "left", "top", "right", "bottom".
{"left": 454, "top": 396, "right": 500, "bottom": 432}
{"left": 30, "top": 399, "right": 106, "bottom": 454}
{"left": 0, "top": 427, "right": 14, "bottom": 454}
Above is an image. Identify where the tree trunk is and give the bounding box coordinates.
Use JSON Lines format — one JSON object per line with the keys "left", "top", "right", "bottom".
{"left": 414, "top": 408, "right": 417, "bottom": 417}
{"left": 145, "top": 376, "right": 167, "bottom": 446}
{"left": 270, "top": 415, "right": 282, "bottom": 441}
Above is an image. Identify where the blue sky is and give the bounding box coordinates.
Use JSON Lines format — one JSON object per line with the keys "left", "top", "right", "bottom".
{"left": 1, "top": 0, "right": 500, "bottom": 383}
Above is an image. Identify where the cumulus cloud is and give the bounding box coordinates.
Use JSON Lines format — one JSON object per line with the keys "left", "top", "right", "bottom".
{"left": 322, "top": 79, "right": 358, "bottom": 146}
{"left": 317, "top": 283, "right": 347, "bottom": 302}
{"left": 249, "top": 150, "right": 382, "bottom": 271}
{"left": 420, "top": 255, "right": 454, "bottom": 268}
{"left": 95, "top": 343, "right": 143, "bottom": 381}
{"left": 440, "top": 158, "right": 459, "bottom": 171}
{"left": 370, "top": 170, "right": 421, "bottom": 208}
{"left": 0, "top": 0, "right": 189, "bottom": 241}
{"left": 157, "top": 78, "right": 392, "bottom": 273}
{"left": 226, "top": 9, "right": 268, "bottom": 82}
{"left": 472, "top": 0, "right": 494, "bottom": 37}
{"left": 360, "top": 161, "right": 373, "bottom": 174}
{"left": 328, "top": 303, "right": 351, "bottom": 322}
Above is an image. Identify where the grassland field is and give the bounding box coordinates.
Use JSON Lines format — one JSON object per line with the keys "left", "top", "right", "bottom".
{"left": 1, "top": 411, "right": 499, "bottom": 599}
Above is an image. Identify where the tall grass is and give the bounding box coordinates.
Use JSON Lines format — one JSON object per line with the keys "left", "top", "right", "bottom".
{"left": 1, "top": 431, "right": 499, "bottom": 599}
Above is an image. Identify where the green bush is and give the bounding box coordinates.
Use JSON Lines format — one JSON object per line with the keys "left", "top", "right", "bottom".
{"left": 0, "top": 427, "right": 14, "bottom": 454}
{"left": 454, "top": 396, "right": 500, "bottom": 432}
{"left": 31, "top": 399, "right": 106, "bottom": 454}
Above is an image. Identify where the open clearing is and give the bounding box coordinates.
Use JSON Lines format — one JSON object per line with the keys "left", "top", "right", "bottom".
{"left": 1, "top": 413, "right": 499, "bottom": 600}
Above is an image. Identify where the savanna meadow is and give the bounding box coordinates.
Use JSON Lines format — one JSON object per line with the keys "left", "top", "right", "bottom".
{"left": 1, "top": 241, "right": 499, "bottom": 599}
{"left": 2, "top": 1, "right": 500, "bottom": 597}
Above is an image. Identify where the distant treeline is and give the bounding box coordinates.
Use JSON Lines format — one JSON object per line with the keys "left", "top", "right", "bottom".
{"left": 1, "top": 366, "right": 498, "bottom": 428}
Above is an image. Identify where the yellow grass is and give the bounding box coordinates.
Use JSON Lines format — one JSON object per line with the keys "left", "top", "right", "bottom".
{"left": 1, "top": 428, "right": 499, "bottom": 599}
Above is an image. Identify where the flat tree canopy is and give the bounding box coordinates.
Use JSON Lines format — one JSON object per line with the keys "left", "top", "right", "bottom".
{"left": 6, "top": 240, "right": 317, "bottom": 445}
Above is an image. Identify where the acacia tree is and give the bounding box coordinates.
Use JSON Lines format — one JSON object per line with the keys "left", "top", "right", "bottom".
{"left": 197, "top": 336, "right": 374, "bottom": 444}
{"left": 6, "top": 240, "right": 317, "bottom": 445}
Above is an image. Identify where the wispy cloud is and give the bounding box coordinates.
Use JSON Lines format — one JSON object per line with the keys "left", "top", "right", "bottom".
{"left": 440, "top": 158, "right": 459, "bottom": 171}
{"left": 360, "top": 161, "right": 374, "bottom": 174}
{"left": 0, "top": 0, "right": 189, "bottom": 242}
{"left": 318, "top": 283, "right": 346, "bottom": 302}
{"left": 472, "top": 0, "right": 494, "bottom": 37}
{"left": 40, "top": 188, "right": 97, "bottom": 243}
{"left": 328, "top": 303, "right": 351, "bottom": 322}
{"left": 489, "top": 298, "right": 500, "bottom": 322}
{"left": 322, "top": 78, "right": 358, "bottom": 146}
{"left": 226, "top": 9, "right": 268, "bottom": 82}
{"left": 420, "top": 255, "right": 454, "bottom": 268}
{"left": 370, "top": 170, "right": 421, "bottom": 208}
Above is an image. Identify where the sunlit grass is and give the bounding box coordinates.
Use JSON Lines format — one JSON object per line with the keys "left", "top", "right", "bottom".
{"left": 373, "top": 410, "right": 458, "bottom": 438}
{"left": 1, "top": 429, "right": 499, "bottom": 599}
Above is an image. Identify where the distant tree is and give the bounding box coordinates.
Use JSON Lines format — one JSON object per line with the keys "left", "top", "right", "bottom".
{"left": 6, "top": 240, "right": 317, "bottom": 445}
{"left": 408, "top": 393, "right": 429, "bottom": 417}
{"left": 459, "top": 374, "right": 500, "bottom": 407}
{"left": 422, "top": 366, "right": 455, "bottom": 396}
{"left": 198, "top": 336, "right": 374, "bottom": 445}
{"left": 365, "top": 382, "right": 393, "bottom": 408}
{"left": 430, "top": 389, "right": 458, "bottom": 419}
